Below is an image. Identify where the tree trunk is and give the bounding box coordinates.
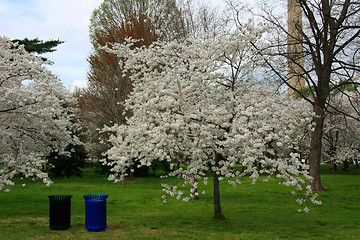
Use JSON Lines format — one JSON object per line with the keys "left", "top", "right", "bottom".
{"left": 129, "top": 164, "right": 135, "bottom": 182}
{"left": 191, "top": 179, "right": 199, "bottom": 200}
{"left": 213, "top": 153, "right": 225, "bottom": 220}
{"left": 355, "top": 159, "right": 359, "bottom": 169}
{"left": 342, "top": 160, "right": 349, "bottom": 172}
{"left": 122, "top": 178, "right": 126, "bottom": 188}
{"left": 257, "top": 161, "right": 262, "bottom": 171}
{"left": 309, "top": 104, "right": 325, "bottom": 192}
{"left": 331, "top": 163, "right": 337, "bottom": 173}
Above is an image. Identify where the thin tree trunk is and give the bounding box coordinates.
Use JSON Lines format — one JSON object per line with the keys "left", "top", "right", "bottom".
{"left": 213, "top": 152, "right": 225, "bottom": 220}
{"left": 355, "top": 159, "right": 359, "bottom": 169}
{"left": 331, "top": 163, "right": 337, "bottom": 173}
{"left": 342, "top": 160, "right": 350, "bottom": 172}
{"left": 121, "top": 178, "right": 126, "bottom": 188}
{"left": 257, "top": 161, "right": 262, "bottom": 171}
{"left": 191, "top": 179, "right": 199, "bottom": 200}
{"left": 309, "top": 104, "right": 325, "bottom": 192}
{"left": 129, "top": 163, "right": 135, "bottom": 182}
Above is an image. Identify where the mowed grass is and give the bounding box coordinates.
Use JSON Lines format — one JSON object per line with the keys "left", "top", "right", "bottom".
{"left": 0, "top": 165, "right": 359, "bottom": 240}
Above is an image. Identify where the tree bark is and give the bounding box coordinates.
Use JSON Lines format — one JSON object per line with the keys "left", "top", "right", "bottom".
{"left": 122, "top": 178, "right": 126, "bottom": 188}
{"left": 309, "top": 103, "right": 326, "bottom": 192}
{"left": 129, "top": 163, "right": 135, "bottom": 182}
{"left": 213, "top": 152, "right": 225, "bottom": 220}
{"left": 192, "top": 179, "right": 199, "bottom": 200}
{"left": 342, "top": 160, "right": 350, "bottom": 172}
{"left": 331, "top": 163, "right": 337, "bottom": 173}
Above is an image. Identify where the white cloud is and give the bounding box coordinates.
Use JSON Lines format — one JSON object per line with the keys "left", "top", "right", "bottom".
{"left": 68, "top": 80, "right": 88, "bottom": 93}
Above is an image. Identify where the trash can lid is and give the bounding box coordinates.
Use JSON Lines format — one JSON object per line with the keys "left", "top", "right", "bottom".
{"left": 83, "top": 194, "right": 108, "bottom": 201}
{"left": 48, "top": 195, "right": 73, "bottom": 199}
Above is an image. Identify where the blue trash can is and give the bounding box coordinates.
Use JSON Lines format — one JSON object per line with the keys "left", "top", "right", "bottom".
{"left": 83, "top": 194, "right": 108, "bottom": 232}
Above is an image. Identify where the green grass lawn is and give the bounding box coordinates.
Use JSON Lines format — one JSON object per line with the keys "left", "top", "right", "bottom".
{"left": 0, "top": 164, "right": 359, "bottom": 240}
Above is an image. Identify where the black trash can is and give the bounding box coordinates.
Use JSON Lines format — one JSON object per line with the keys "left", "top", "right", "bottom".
{"left": 83, "top": 194, "right": 108, "bottom": 232}
{"left": 48, "top": 195, "right": 72, "bottom": 230}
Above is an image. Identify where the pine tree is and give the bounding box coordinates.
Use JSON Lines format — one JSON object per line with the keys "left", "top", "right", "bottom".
{"left": 11, "top": 37, "right": 63, "bottom": 61}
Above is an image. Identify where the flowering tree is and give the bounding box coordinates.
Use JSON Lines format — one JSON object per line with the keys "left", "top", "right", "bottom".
{"left": 229, "top": 0, "right": 360, "bottom": 191}
{"left": 80, "top": 10, "right": 156, "bottom": 161}
{"left": 102, "top": 25, "right": 321, "bottom": 219}
{"left": 322, "top": 91, "right": 360, "bottom": 172}
{"left": 80, "top": 0, "right": 181, "bottom": 162}
{"left": 0, "top": 36, "right": 76, "bottom": 191}
{"left": 81, "top": 0, "right": 225, "bottom": 181}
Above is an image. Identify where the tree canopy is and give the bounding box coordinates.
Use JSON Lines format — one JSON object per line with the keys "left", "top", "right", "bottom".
{"left": 229, "top": 0, "right": 360, "bottom": 191}
{"left": 102, "top": 28, "right": 321, "bottom": 219}
{"left": 11, "top": 38, "right": 64, "bottom": 61}
{"left": 79, "top": 0, "right": 159, "bottom": 162}
{"left": 0, "top": 36, "right": 76, "bottom": 191}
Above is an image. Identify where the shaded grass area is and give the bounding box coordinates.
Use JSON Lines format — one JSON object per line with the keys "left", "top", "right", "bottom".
{"left": 0, "top": 165, "right": 359, "bottom": 240}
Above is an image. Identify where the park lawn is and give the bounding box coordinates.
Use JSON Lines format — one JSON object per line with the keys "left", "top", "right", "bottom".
{"left": 0, "top": 165, "right": 359, "bottom": 240}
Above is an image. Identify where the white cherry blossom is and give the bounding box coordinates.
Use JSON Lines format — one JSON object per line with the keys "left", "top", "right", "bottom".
{"left": 0, "top": 36, "right": 77, "bottom": 190}
{"left": 103, "top": 27, "right": 321, "bottom": 215}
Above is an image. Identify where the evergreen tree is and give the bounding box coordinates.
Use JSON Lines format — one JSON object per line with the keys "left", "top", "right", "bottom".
{"left": 11, "top": 37, "right": 64, "bottom": 61}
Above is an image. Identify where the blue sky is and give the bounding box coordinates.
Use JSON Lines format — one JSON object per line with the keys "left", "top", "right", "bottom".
{"left": 0, "top": 0, "right": 228, "bottom": 91}
{"left": 0, "top": 0, "right": 103, "bottom": 91}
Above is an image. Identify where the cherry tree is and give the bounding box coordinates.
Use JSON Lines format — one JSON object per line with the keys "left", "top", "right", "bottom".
{"left": 102, "top": 23, "right": 322, "bottom": 219}
{"left": 323, "top": 91, "right": 360, "bottom": 172}
{"left": 0, "top": 36, "right": 77, "bottom": 191}
{"left": 228, "top": 0, "right": 360, "bottom": 191}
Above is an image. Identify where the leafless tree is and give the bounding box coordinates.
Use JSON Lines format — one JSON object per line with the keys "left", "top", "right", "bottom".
{"left": 229, "top": 0, "right": 360, "bottom": 191}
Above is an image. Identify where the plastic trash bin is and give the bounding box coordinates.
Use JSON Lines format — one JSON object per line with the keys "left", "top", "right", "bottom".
{"left": 48, "top": 195, "right": 72, "bottom": 230}
{"left": 83, "top": 194, "right": 108, "bottom": 232}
